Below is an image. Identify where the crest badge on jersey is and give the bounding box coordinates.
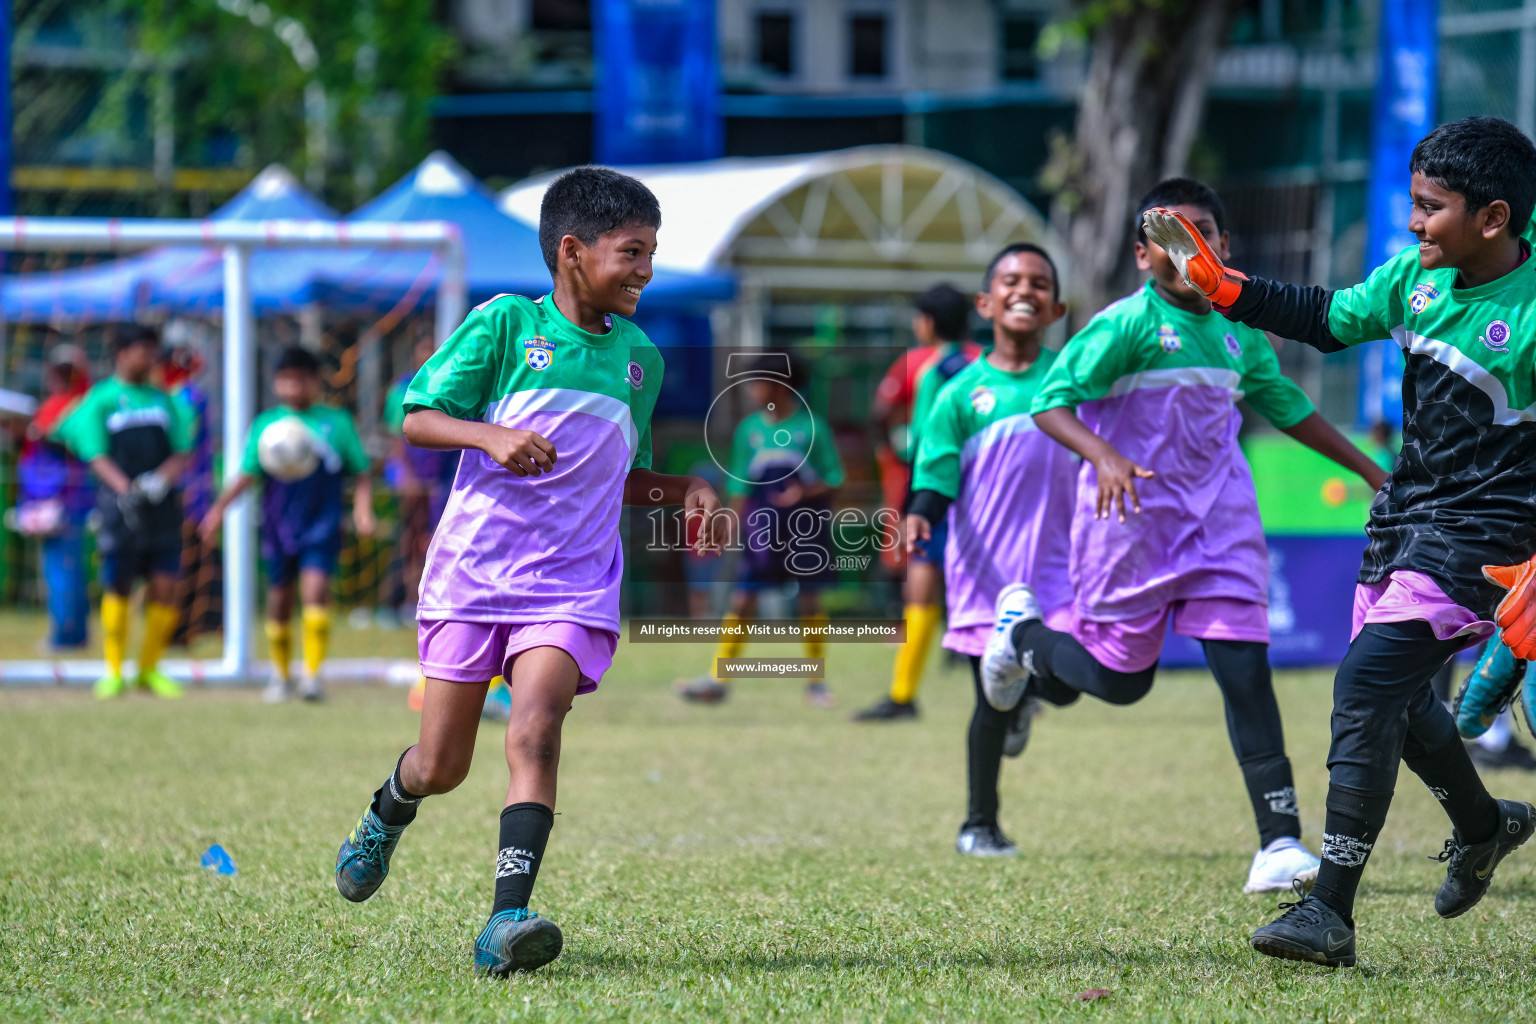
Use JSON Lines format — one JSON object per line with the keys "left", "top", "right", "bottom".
{"left": 1480, "top": 319, "right": 1512, "bottom": 353}
{"left": 969, "top": 385, "right": 996, "bottom": 416}
{"left": 522, "top": 336, "right": 554, "bottom": 371}
{"left": 1409, "top": 283, "right": 1439, "bottom": 315}
{"left": 1157, "top": 325, "right": 1182, "bottom": 353}
{"left": 626, "top": 360, "right": 645, "bottom": 390}
{"left": 1224, "top": 332, "right": 1241, "bottom": 357}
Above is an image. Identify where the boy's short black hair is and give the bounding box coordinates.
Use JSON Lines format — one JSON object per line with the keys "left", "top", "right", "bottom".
{"left": 274, "top": 345, "right": 321, "bottom": 376}
{"left": 112, "top": 323, "right": 160, "bottom": 354}
{"left": 1411, "top": 116, "right": 1536, "bottom": 236}
{"left": 913, "top": 284, "right": 972, "bottom": 341}
{"left": 538, "top": 166, "right": 662, "bottom": 275}
{"left": 1136, "top": 177, "right": 1228, "bottom": 243}
{"left": 983, "top": 243, "right": 1061, "bottom": 300}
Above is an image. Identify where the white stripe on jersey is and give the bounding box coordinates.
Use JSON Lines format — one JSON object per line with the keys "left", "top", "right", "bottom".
{"left": 1392, "top": 326, "right": 1536, "bottom": 426}
{"left": 483, "top": 387, "right": 639, "bottom": 455}
{"left": 959, "top": 412, "right": 1040, "bottom": 469}
{"left": 1105, "top": 366, "right": 1245, "bottom": 400}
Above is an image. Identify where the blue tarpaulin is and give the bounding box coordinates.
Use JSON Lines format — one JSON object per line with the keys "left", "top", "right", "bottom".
{"left": 303, "top": 151, "right": 734, "bottom": 314}
{"left": 0, "top": 165, "right": 337, "bottom": 322}
{"left": 2, "top": 153, "right": 734, "bottom": 323}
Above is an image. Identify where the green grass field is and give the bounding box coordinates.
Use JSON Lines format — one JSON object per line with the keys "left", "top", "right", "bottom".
{"left": 4, "top": 621, "right": 1536, "bottom": 1022}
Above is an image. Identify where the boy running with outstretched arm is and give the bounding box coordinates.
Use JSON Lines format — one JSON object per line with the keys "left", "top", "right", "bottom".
{"left": 332, "top": 167, "right": 722, "bottom": 975}
{"left": 905, "top": 244, "right": 1076, "bottom": 856}
{"left": 57, "top": 325, "right": 192, "bottom": 699}
{"left": 984, "top": 178, "right": 1387, "bottom": 895}
{"left": 201, "top": 346, "right": 375, "bottom": 703}
{"left": 1143, "top": 117, "right": 1536, "bottom": 968}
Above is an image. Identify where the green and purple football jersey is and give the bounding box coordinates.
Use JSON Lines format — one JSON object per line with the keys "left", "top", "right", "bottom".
{"left": 404, "top": 294, "right": 663, "bottom": 630}
{"left": 912, "top": 350, "right": 1076, "bottom": 640}
{"left": 1032, "top": 282, "right": 1314, "bottom": 622}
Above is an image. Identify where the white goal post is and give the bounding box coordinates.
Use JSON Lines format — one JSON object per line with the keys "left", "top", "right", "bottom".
{"left": 0, "top": 217, "right": 467, "bottom": 686}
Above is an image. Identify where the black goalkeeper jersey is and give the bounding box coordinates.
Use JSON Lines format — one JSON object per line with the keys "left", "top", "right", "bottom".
{"left": 1224, "top": 243, "right": 1536, "bottom": 617}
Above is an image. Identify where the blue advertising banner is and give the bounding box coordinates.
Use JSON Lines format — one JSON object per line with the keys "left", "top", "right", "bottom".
{"left": 1161, "top": 535, "right": 1367, "bottom": 669}
{"left": 1358, "top": 0, "right": 1437, "bottom": 429}
{"left": 593, "top": 0, "right": 722, "bottom": 165}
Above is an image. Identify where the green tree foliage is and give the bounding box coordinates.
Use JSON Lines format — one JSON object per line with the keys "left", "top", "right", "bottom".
{"left": 14, "top": 0, "right": 454, "bottom": 208}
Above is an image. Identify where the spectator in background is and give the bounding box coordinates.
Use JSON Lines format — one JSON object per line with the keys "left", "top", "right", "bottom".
{"left": 20, "top": 344, "right": 93, "bottom": 651}
{"left": 379, "top": 334, "right": 459, "bottom": 629}
{"left": 161, "top": 339, "right": 221, "bottom": 646}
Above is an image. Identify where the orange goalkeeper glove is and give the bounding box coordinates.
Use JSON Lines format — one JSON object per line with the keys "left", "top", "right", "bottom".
{"left": 1485, "top": 557, "right": 1536, "bottom": 659}
{"left": 1141, "top": 208, "right": 1249, "bottom": 310}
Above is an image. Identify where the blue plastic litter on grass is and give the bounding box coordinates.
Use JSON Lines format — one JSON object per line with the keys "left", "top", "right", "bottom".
{"left": 201, "top": 844, "right": 238, "bottom": 875}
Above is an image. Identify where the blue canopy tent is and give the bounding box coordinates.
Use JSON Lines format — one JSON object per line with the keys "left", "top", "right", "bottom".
{"left": 303, "top": 152, "right": 735, "bottom": 314}
{"left": 0, "top": 165, "right": 337, "bottom": 322}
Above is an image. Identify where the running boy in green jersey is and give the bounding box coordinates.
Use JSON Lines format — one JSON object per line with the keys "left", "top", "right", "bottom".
{"left": 1145, "top": 116, "right": 1536, "bottom": 967}
{"left": 56, "top": 325, "right": 191, "bottom": 699}
{"left": 201, "top": 346, "right": 375, "bottom": 703}
{"left": 331, "top": 167, "right": 723, "bottom": 975}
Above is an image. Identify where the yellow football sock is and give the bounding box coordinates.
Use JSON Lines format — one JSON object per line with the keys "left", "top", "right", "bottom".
{"left": 803, "top": 612, "right": 830, "bottom": 661}
{"left": 713, "top": 611, "right": 747, "bottom": 681}
{"left": 101, "top": 593, "right": 129, "bottom": 677}
{"left": 889, "top": 603, "right": 943, "bottom": 704}
{"left": 302, "top": 607, "right": 332, "bottom": 678}
{"left": 266, "top": 620, "right": 293, "bottom": 682}
{"left": 139, "top": 601, "right": 179, "bottom": 674}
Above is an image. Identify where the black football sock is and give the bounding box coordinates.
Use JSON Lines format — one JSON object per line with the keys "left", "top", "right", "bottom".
{"left": 493, "top": 802, "right": 555, "bottom": 915}
{"left": 965, "top": 657, "right": 1007, "bottom": 827}
{"left": 1403, "top": 735, "right": 1500, "bottom": 844}
{"left": 1240, "top": 755, "right": 1303, "bottom": 847}
{"left": 1311, "top": 784, "right": 1393, "bottom": 921}
{"left": 1201, "top": 639, "right": 1301, "bottom": 846}
{"left": 370, "top": 747, "right": 425, "bottom": 827}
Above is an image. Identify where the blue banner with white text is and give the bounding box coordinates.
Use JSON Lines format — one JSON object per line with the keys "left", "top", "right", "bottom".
{"left": 593, "top": 0, "right": 722, "bottom": 166}
{"left": 1357, "top": 0, "right": 1437, "bottom": 429}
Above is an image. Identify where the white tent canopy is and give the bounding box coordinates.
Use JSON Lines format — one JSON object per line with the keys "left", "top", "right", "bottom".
{"left": 498, "top": 146, "right": 1062, "bottom": 296}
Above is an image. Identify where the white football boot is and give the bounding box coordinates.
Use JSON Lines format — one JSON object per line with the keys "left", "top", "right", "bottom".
{"left": 262, "top": 675, "right": 292, "bottom": 704}
{"left": 1244, "top": 836, "right": 1322, "bottom": 894}
{"left": 980, "top": 583, "right": 1043, "bottom": 711}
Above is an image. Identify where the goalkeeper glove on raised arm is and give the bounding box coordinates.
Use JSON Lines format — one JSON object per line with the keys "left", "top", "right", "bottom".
{"left": 1485, "top": 557, "right": 1536, "bottom": 660}
{"left": 1142, "top": 208, "right": 1249, "bottom": 310}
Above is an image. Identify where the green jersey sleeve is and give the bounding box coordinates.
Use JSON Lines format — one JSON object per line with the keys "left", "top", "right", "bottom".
{"left": 382, "top": 378, "right": 409, "bottom": 435}
{"left": 330, "top": 409, "right": 371, "bottom": 475}
{"left": 631, "top": 419, "right": 653, "bottom": 471}
{"left": 910, "top": 381, "right": 965, "bottom": 499}
{"left": 167, "top": 391, "right": 195, "bottom": 454}
{"left": 809, "top": 413, "right": 845, "bottom": 489}
{"left": 1325, "top": 246, "right": 1415, "bottom": 347}
{"left": 1030, "top": 312, "right": 1143, "bottom": 414}
{"left": 239, "top": 409, "right": 274, "bottom": 476}
{"left": 59, "top": 387, "right": 109, "bottom": 462}
{"left": 1238, "top": 332, "right": 1315, "bottom": 429}
{"left": 403, "top": 308, "right": 505, "bottom": 421}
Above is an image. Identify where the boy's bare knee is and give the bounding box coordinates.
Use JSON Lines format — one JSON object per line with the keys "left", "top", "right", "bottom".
{"left": 507, "top": 717, "right": 563, "bottom": 770}
{"left": 410, "top": 749, "right": 471, "bottom": 794}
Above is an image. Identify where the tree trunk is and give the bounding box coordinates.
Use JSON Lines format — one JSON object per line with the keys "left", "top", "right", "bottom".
{"left": 1053, "top": 0, "right": 1239, "bottom": 320}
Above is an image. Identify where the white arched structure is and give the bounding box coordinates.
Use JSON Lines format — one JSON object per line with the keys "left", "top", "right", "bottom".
{"left": 500, "top": 146, "right": 1065, "bottom": 342}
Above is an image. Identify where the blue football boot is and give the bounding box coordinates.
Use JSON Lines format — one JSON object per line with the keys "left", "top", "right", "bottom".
{"left": 473, "top": 907, "right": 564, "bottom": 975}
{"left": 334, "top": 808, "right": 407, "bottom": 903}
{"left": 1455, "top": 643, "right": 1526, "bottom": 739}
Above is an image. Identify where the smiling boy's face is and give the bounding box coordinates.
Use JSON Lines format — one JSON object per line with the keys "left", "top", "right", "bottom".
{"left": 559, "top": 223, "right": 657, "bottom": 318}
{"left": 1407, "top": 171, "right": 1515, "bottom": 271}
{"left": 975, "top": 251, "right": 1064, "bottom": 337}
{"left": 1137, "top": 202, "right": 1229, "bottom": 302}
